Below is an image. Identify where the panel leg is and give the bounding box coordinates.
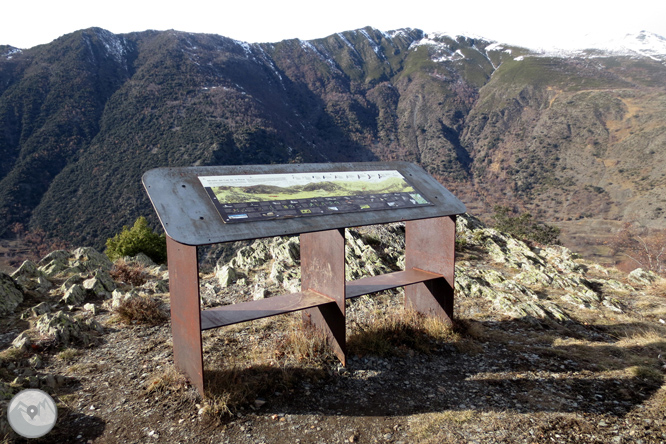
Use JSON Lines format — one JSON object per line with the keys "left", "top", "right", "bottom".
{"left": 404, "top": 216, "right": 456, "bottom": 323}
{"left": 166, "top": 236, "right": 204, "bottom": 396}
{"left": 300, "top": 229, "right": 346, "bottom": 365}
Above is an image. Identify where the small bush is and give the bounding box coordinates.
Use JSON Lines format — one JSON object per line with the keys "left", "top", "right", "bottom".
{"left": 115, "top": 297, "right": 168, "bottom": 326}
{"left": 110, "top": 260, "right": 149, "bottom": 287}
{"left": 105, "top": 217, "right": 167, "bottom": 264}
{"left": 492, "top": 205, "right": 560, "bottom": 245}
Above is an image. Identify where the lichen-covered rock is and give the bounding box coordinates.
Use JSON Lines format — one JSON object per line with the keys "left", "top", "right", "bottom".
{"left": 110, "top": 289, "right": 139, "bottom": 308}
{"left": 82, "top": 271, "right": 116, "bottom": 297}
{"left": 215, "top": 265, "right": 236, "bottom": 287}
{"left": 21, "top": 301, "right": 51, "bottom": 319}
{"left": 123, "top": 252, "right": 156, "bottom": 267}
{"left": 539, "top": 246, "right": 584, "bottom": 274}
{"left": 72, "top": 247, "right": 113, "bottom": 272}
{"left": 0, "top": 272, "right": 23, "bottom": 315}
{"left": 61, "top": 284, "right": 87, "bottom": 306}
{"left": 35, "top": 311, "right": 94, "bottom": 345}
{"left": 345, "top": 230, "right": 391, "bottom": 280}
{"left": 627, "top": 268, "right": 659, "bottom": 286}
{"left": 11, "top": 332, "right": 31, "bottom": 350}
{"left": 476, "top": 229, "right": 546, "bottom": 270}
{"left": 11, "top": 260, "right": 44, "bottom": 282}
{"left": 38, "top": 250, "right": 69, "bottom": 266}
{"left": 229, "top": 241, "right": 271, "bottom": 269}
{"left": 456, "top": 213, "right": 486, "bottom": 234}
{"left": 38, "top": 258, "right": 70, "bottom": 277}
{"left": 141, "top": 279, "right": 169, "bottom": 294}
{"left": 514, "top": 269, "right": 554, "bottom": 287}
{"left": 272, "top": 237, "right": 300, "bottom": 266}
{"left": 83, "top": 303, "right": 99, "bottom": 315}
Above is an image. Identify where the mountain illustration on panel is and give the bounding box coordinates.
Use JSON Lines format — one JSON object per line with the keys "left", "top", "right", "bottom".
{"left": 212, "top": 177, "right": 415, "bottom": 204}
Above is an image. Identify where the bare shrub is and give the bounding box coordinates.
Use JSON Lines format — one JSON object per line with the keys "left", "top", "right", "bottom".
{"left": 109, "top": 260, "right": 149, "bottom": 287}
{"left": 115, "top": 297, "right": 168, "bottom": 326}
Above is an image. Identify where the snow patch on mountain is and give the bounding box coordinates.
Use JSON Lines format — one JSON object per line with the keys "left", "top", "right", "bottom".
{"left": 93, "top": 28, "right": 128, "bottom": 65}
{"left": 3, "top": 47, "right": 21, "bottom": 59}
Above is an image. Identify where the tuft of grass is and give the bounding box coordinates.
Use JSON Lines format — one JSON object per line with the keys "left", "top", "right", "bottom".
{"left": 411, "top": 410, "right": 479, "bottom": 443}
{"left": 347, "top": 308, "right": 460, "bottom": 358}
{"left": 114, "top": 296, "right": 168, "bottom": 326}
{"left": 56, "top": 348, "right": 82, "bottom": 363}
{"left": 629, "top": 365, "right": 664, "bottom": 384}
{"left": 274, "top": 323, "right": 337, "bottom": 365}
{"left": 0, "top": 348, "right": 24, "bottom": 364}
{"left": 145, "top": 366, "right": 191, "bottom": 395}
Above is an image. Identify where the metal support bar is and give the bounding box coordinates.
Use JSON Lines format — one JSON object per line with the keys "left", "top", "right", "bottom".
{"left": 404, "top": 216, "right": 456, "bottom": 323}
{"left": 300, "top": 229, "right": 346, "bottom": 366}
{"left": 166, "top": 236, "right": 204, "bottom": 395}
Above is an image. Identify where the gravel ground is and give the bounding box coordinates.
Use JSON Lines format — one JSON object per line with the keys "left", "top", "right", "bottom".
{"left": 2, "top": 285, "right": 665, "bottom": 444}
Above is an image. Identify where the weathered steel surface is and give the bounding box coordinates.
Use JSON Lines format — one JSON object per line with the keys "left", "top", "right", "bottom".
{"left": 301, "top": 229, "right": 346, "bottom": 365}
{"left": 142, "top": 162, "right": 466, "bottom": 246}
{"left": 200, "top": 291, "right": 335, "bottom": 330}
{"left": 404, "top": 216, "right": 456, "bottom": 322}
{"left": 345, "top": 268, "right": 443, "bottom": 299}
{"left": 147, "top": 163, "right": 465, "bottom": 396}
{"left": 166, "top": 236, "right": 204, "bottom": 395}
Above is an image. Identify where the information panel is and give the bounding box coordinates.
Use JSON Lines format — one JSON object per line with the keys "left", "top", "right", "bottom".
{"left": 198, "top": 170, "right": 433, "bottom": 223}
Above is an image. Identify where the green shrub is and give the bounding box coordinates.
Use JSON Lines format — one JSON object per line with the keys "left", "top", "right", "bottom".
{"left": 492, "top": 205, "right": 560, "bottom": 245}
{"left": 105, "top": 217, "right": 167, "bottom": 263}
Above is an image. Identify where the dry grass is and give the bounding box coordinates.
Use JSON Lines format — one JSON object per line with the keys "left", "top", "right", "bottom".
{"left": 145, "top": 366, "right": 191, "bottom": 395}
{"left": 197, "top": 306, "right": 471, "bottom": 415}
{"left": 201, "top": 314, "right": 335, "bottom": 415}
{"left": 56, "top": 348, "right": 83, "bottom": 363}
{"left": 347, "top": 307, "right": 471, "bottom": 357}
{"left": 114, "top": 296, "right": 169, "bottom": 326}
{"left": 0, "top": 347, "right": 24, "bottom": 364}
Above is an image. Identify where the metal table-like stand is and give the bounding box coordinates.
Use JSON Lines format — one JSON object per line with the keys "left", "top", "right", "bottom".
{"left": 143, "top": 162, "right": 466, "bottom": 396}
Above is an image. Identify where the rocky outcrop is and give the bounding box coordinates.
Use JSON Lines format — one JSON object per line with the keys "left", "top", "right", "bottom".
{"left": 200, "top": 214, "right": 643, "bottom": 323}
{"left": 0, "top": 273, "right": 23, "bottom": 315}
{"left": 34, "top": 311, "right": 100, "bottom": 346}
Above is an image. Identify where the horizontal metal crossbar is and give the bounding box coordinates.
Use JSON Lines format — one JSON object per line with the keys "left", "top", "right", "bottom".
{"left": 200, "top": 268, "right": 443, "bottom": 330}
{"left": 200, "top": 290, "right": 336, "bottom": 330}
{"left": 345, "top": 268, "right": 443, "bottom": 299}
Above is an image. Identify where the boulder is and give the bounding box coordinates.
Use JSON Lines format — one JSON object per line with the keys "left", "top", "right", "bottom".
{"left": 110, "top": 289, "right": 139, "bottom": 308}
{"left": 11, "top": 260, "right": 44, "bottom": 281}
{"left": 61, "top": 284, "right": 87, "bottom": 306}
{"left": 71, "top": 247, "right": 113, "bottom": 271}
{"left": 123, "top": 252, "right": 156, "bottom": 267}
{"left": 627, "top": 268, "right": 659, "bottom": 286}
{"left": 11, "top": 332, "right": 31, "bottom": 351}
{"left": 39, "top": 258, "right": 70, "bottom": 277}
{"left": 38, "top": 250, "right": 70, "bottom": 266}
{"left": 35, "top": 311, "right": 93, "bottom": 345}
{"left": 21, "top": 301, "right": 51, "bottom": 319}
{"left": 215, "top": 265, "right": 236, "bottom": 287}
{"left": 0, "top": 273, "right": 23, "bottom": 315}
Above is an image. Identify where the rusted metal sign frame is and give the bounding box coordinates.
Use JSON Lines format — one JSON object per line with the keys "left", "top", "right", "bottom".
{"left": 142, "top": 162, "right": 466, "bottom": 246}
{"left": 144, "top": 162, "right": 466, "bottom": 397}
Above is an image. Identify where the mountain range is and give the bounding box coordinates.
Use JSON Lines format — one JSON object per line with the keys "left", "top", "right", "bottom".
{"left": 1, "top": 27, "right": 665, "bottom": 262}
